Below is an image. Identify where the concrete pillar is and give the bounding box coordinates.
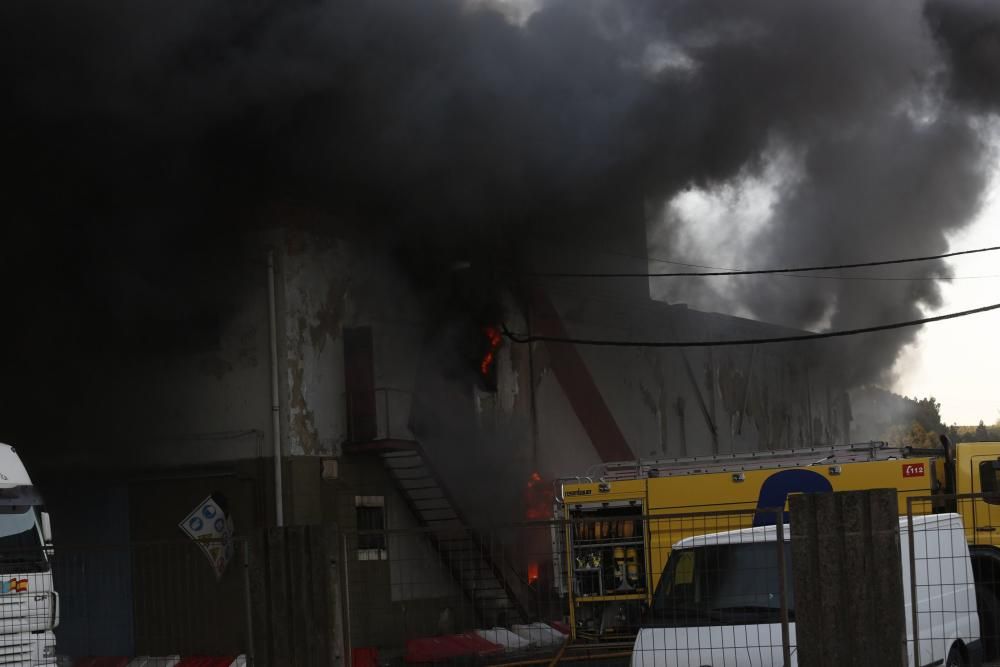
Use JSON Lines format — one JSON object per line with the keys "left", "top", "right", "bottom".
{"left": 249, "top": 524, "right": 344, "bottom": 667}
{"left": 789, "top": 489, "right": 906, "bottom": 667}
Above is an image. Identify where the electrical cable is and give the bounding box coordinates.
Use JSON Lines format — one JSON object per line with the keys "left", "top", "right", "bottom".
{"left": 745, "top": 273, "right": 1000, "bottom": 282}
{"left": 529, "top": 245, "right": 1000, "bottom": 278}
{"left": 502, "top": 302, "right": 1000, "bottom": 348}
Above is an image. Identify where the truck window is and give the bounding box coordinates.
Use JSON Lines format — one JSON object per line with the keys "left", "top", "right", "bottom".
{"left": 649, "top": 541, "right": 793, "bottom": 628}
{"left": 0, "top": 507, "right": 46, "bottom": 573}
{"left": 980, "top": 461, "right": 1000, "bottom": 504}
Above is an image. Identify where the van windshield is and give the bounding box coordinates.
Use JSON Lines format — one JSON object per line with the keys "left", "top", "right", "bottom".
{"left": 0, "top": 507, "right": 46, "bottom": 573}
{"left": 649, "top": 541, "right": 794, "bottom": 627}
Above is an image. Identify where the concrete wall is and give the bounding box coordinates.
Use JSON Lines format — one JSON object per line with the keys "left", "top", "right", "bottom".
{"left": 546, "top": 295, "right": 851, "bottom": 464}
{"left": 280, "top": 230, "right": 429, "bottom": 457}
{"left": 327, "top": 454, "right": 469, "bottom": 651}
{"left": 31, "top": 224, "right": 853, "bottom": 524}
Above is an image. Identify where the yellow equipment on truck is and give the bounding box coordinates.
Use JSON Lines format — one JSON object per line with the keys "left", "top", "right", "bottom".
{"left": 555, "top": 439, "right": 1000, "bottom": 643}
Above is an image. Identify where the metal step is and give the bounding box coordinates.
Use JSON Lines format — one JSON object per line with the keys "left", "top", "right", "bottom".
{"left": 375, "top": 447, "right": 531, "bottom": 626}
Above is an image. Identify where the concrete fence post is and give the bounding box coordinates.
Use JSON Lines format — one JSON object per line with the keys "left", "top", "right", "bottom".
{"left": 788, "top": 489, "right": 906, "bottom": 667}
{"left": 248, "top": 523, "right": 344, "bottom": 667}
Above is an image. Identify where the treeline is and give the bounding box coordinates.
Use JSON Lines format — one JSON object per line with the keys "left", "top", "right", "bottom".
{"left": 851, "top": 386, "right": 998, "bottom": 448}
{"left": 948, "top": 421, "right": 1000, "bottom": 443}
{"left": 851, "top": 387, "right": 946, "bottom": 448}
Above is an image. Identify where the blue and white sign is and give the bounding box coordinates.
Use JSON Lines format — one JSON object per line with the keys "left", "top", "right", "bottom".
{"left": 178, "top": 494, "right": 235, "bottom": 580}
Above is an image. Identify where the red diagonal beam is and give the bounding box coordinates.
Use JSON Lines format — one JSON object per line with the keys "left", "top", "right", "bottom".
{"left": 531, "top": 288, "right": 634, "bottom": 462}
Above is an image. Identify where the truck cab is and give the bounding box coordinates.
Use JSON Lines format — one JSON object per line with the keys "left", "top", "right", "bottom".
{"left": 0, "top": 443, "right": 58, "bottom": 665}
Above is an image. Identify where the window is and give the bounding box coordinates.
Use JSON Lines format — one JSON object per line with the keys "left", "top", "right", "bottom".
{"left": 0, "top": 507, "right": 46, "bottom": 573}
{"left": 355, "top": 496, "right": 387, "bottom": 560}
{"left": 980, "top": 461, "right": 1000, "bottom": 504}
{"left": 650, "top": 542, "right": 794, "bottom": 628}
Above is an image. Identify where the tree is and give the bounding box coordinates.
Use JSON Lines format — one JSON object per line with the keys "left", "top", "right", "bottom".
{"left": 913, "top": 397, "right": 945, "bottom": 435}
{"left": 976, "top": 420, "right": 989, "bottom": 441}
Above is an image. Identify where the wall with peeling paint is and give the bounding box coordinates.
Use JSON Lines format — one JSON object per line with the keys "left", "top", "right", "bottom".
{"left": 280, "top": 231, "right": 426, "bottom": 457}
{"left": 281, "top": 234, "right": 351, "bottom": 456}
{"left": 521, "top": 288, "right": 853, "bottom": 483}
{"left": 36, "top": 224, "right": 852, "bottom": 535}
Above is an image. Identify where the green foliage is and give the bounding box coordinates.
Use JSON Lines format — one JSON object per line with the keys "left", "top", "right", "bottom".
{"left": 913, "top": 397, "right": 945, "bottom": 435}
{"left": 948, "top": 419, "right": 1000, "bottom": 443}
{"left": 881, "top": 393, "right": 943, "bottom": 447}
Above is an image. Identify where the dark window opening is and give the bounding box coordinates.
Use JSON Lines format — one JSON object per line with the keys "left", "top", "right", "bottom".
{"left": 649, "top": 541, "right": 793, "bottom": 628}
{"left": 357, "top": 505, "right": 386, "bottom": 551}
{"left": 344, "top": 327, "right": 377, "bottom": 442}
{"left": 980, "top": 460, "right": 1000, "bottom": 505}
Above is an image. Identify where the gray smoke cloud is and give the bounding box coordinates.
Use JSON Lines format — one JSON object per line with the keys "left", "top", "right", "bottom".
{"left": 926, "top": 0, "right": 1000, "bottom": 111}
{"left": 644, "top": 0, "right": 999, "bottom": 386}
{"left": 1, "top": 0, "right": 998, "bottom": 405}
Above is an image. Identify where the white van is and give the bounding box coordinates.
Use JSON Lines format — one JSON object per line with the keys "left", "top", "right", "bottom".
{"left": 632, "top": 513, "right": 981, "bottom": 667}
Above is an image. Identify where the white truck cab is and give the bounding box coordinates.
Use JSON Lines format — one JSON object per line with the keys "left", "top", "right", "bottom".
{"left": 0, "top": 444, "right": 58, "bottom": 665}
{"left": 633, "top": 514, "right": 981, "bottom": 667}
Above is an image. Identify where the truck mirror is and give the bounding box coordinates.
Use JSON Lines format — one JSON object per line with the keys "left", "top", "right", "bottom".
{"left": 40, "top": 511, "right": 52, "bottom": 544}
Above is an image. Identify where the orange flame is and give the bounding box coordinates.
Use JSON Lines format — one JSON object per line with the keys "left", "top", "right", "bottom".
{"left": 525, "top": 471, "right": 554, "bottom": 520}
{"left": 480, "top": 326, "right": 503, "bottom": 376}
{"left": 527, "top": 562, "right": 539, "bottom": 585}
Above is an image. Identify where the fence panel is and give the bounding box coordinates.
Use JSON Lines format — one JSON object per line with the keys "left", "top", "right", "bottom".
{"left": 632, "top": 508, "right": 790, "bottom": 667}
{"left": 907, "top": 494, "right": 993, "bottom": 667}
{"left": 247, "top": 525, "right": 341, "bottom": 667}
{"left": 40, "top": 539, "right": 254, "bottom": 663}
{"left": 342, "top": 507, "right": 791, "bottom": 666}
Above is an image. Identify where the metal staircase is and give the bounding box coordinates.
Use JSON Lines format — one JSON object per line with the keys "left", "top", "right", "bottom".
{"left": 349, "top": 440, "right": 532, "bottom": 628}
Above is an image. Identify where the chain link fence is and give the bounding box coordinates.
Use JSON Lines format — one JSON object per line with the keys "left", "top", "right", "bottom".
{"left": 15, "top": 539, "right": 256, "bottom": 665}
{"left": 907, "top": 494, "right": 999, "bottom": 667}
{"left": 25, "top": 494, "right": 1000, "bottom": 666}
{"left": 340, "top": 507, "right": 791, "bottom": 666}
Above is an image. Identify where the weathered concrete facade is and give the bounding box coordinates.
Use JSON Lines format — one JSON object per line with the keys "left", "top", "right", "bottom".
{"left": 32, "top": 223, "right": 856, "bottom": 659}
{"left": 37, "top": 224, "right": 853, "bottom": 527}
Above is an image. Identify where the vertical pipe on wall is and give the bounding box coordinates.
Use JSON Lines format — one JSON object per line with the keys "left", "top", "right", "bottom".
{"left": 267, "top": 250, "right": 285, "bottom": 527}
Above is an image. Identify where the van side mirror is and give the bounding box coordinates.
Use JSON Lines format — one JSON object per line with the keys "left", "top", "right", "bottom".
{"left": 40, "top": 512, "right": 52, "bottom": 544}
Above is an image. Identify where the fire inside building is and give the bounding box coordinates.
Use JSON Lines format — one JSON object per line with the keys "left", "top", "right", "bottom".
{"left": 2, "top": 0, "right": 998, "bottom": 661}
{"left": 22, "top": 217, "right": 853, "bottom": 659}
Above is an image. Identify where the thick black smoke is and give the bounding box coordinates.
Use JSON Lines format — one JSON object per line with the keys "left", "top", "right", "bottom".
{"left": 645, "top": 0, "right": 1000, "bottom": 385}
{"left": 1, "top": 0, "right": 998, "bottom": 413}
{"left": 927, "top": 0, "right": 1000, "bottom": 111}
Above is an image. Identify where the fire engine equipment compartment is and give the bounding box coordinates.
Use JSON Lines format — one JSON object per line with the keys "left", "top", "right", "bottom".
{"left": 568, "top": 499, "right": 646, "bottom": 637}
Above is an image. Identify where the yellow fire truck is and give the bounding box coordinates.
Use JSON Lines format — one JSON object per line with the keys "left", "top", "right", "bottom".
{"left": 555, "top": 439, "right": 1000, "bottom": 642}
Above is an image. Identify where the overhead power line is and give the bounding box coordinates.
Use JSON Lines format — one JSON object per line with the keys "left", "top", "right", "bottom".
{"left": 503, "top": 302, "right": 1000, "bottom": 348}
{"left": 531, "top": 244, "right": 1000, "bottom": 278}
{"left": 766, "top": 273, "right": 1000, "bottom": 282}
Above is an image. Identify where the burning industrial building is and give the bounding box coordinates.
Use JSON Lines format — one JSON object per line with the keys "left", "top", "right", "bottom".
{"left": 0, "top": 0, "right": 998, "bottom": 661}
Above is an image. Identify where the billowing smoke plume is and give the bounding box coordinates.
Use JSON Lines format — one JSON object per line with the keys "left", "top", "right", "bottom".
{"left": 640, "top": 0, "right": 1000, "bottom": 386}
{"left": 1, "top": 0, "right": 998, "bottom": 390}
{"left": 927, "top": 0, "right": 1000, "bottom": 111}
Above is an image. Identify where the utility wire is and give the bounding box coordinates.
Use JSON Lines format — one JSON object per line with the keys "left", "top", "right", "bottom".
{"left": 530, "top": 244, "right": 1000, "bottom": 278}
{"left": 503, "top": 302, "right": 1000, "bottom": 348}
{"left": 528, "top": 236, "right": 1000, "bottom": 281}
{"left": 744, "top": 273, "right": 1000, "bottom": 282}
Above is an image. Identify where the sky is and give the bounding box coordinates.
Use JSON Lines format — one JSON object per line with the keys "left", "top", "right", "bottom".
{"left": 893, "top": 169, "right": 1000, "bottom": 426}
